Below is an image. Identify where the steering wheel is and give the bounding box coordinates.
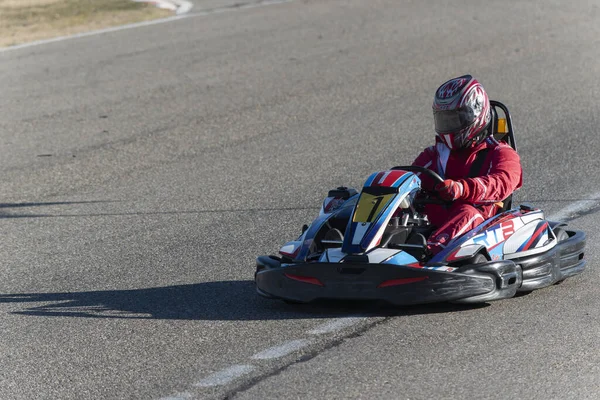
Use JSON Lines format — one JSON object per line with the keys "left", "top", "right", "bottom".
{"left": 390, "top": 165, "right": 444, "bottom": 185}
{"left": 390, "top": 165, "right": 448, "bottom": 205}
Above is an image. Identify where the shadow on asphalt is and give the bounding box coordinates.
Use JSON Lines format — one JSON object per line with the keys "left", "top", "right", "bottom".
{"left": 0, "top": 201, "right": 318, "bottom": 219}
{"left": 0, "top": 201, "right": 116, "bottom": 219}
{"left": 0, "top": 280, "right": 488, "bottom": 320}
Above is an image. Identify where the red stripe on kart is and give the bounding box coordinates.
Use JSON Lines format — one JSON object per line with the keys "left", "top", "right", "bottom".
{"left": 488, "top": 241, "right": 505, "bottom": 252}
{"left": 521, "top": 222, "right": 548, "bottom": 251}
{"left": 280, "top": 246, "right": 300, "bottom": 259}
{"left": 380, "top": 170, "right": 408, "bottom": 187}
{"left": 477, "top": 210, "right": 524, "bottom": 232}
{"left": 378, "top": 276, "right": 428, "bottom": 288}
{"left": 406, "top": 262, "right": 424, "bottom": 268}
{"left": 446, "top": 248, "right": 461, "bottom": 262}
{"left": 284, "top": 273, "right": 324, "bottom": 286}
{"left": 369, "top": 171, "right": 386, "bottom": 187}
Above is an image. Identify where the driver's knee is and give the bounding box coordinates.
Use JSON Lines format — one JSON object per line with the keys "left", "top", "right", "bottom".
{"left": 428, "top": 205, "right": 485, "bottom": 247}
{"left": 448, "top": 201, "right": 479, "bottom": 214}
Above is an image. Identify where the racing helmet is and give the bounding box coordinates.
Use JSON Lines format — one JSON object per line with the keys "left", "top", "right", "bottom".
{"left": 432, "top": 75, "right": 491, "bottom": 149}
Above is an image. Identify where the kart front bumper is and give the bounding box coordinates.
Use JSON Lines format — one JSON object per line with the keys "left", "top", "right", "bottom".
{"left": 255, "top": 256, "right": 521, "bottom": 305}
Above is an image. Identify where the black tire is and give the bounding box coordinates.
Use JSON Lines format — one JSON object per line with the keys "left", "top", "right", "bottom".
{"left": 471, "top": 253, "right": 488, "bottom": 264}
{"left": 552, "top": 227, "right": 569, "bottom": 285}
{"left": 454, "top": 253, "right": 488, "bottom": 268}
{"left": 553, "top": 227, "right": 569, "bottom": 243}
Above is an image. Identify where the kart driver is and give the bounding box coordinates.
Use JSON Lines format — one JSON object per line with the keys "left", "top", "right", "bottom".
{"left": 412, "top": 75, "right": 523, "bottom": 256}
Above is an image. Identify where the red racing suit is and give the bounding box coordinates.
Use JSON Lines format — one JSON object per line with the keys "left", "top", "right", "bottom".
{"left": 412, "top": 137, "right": 523, "bottom": 254}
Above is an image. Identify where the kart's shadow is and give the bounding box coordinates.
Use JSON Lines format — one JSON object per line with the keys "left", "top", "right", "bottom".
{"left": 0, "top": 280, "right": 487, "bottom": 321}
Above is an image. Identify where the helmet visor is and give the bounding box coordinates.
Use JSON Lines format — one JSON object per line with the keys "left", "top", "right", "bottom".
{"left": 433, "top": 109, "right": 475, "bottom": 133}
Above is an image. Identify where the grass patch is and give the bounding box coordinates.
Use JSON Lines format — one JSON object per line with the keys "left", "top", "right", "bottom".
{"left": 0, "top": 0, "right": 171, "bottom": 48}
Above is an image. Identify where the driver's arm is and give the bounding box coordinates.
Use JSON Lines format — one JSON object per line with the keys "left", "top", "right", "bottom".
{"left": 412, "top": 145, "right": 437, "bottom": 191}
{"left": 457, "top": 146, "right": 523, "bottom": 204}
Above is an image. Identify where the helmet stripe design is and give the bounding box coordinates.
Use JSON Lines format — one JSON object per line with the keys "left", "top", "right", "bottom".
{"left": 435, "top": 76, "right": 471, "bottom": 106}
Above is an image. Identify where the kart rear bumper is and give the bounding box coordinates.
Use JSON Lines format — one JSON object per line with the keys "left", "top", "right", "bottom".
{"left": 255, "top": 256, "right": 520, "bottom": 305}
{"left": 512, "top": 229, "right": 586, "bottom": 291}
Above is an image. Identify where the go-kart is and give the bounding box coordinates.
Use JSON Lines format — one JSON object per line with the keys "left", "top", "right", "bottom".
{"left": 255, "top": 101, "right": 586, "bottom": 305}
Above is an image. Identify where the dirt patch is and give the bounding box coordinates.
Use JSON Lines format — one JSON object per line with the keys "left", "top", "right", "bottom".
{"left": 0, "top": 0, "right": 171, "bottom": 48}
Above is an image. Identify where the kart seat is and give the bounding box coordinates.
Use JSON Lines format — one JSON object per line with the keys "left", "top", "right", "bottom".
{"left": 496, "top": 195, "right": 513, "bottom": 214}
{"left": 489, "top": 100, "right": 516, "bottom": 213}
{"left": 490, "top": 100, "right": 516, "bottom": 151}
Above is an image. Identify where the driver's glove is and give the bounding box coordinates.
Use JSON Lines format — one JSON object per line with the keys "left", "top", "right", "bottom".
{"left": 435, "top": 179, "right": 464, "bottom": 201}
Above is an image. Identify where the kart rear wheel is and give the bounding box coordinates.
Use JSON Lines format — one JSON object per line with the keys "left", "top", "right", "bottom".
{"left": 553, "top": 227, "right": 569, "bottom": 243}
{"left": 552, "top": 227, "right": 569, "bottom": 285}
{"left": 471, "top": 253, "right": 488, "bottom": 264}
{"left": 453, "top": 253, "right": 488, "bottom": 268}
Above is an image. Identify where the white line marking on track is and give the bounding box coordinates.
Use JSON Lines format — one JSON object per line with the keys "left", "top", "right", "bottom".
{"left": 250, "top": 339, "right": 311, "bottom": 360}
{"left": 308, "top": 317, "right": 366, "bottom": 335}
{"left": 0, "top": 15, "right": 186, "bottom": 53}
{"left": 193, "top": 364, "right": 256, "bottom": 387}
{"left": 549, "top": 192, "right": 600, "bottom": 221}
{"left": 0, "top": 0, "right": 293, "bottom": 53}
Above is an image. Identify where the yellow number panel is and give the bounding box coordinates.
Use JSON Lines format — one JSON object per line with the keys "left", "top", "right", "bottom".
{"left": 352, "top": 193, "right": 395, "bottom": 223}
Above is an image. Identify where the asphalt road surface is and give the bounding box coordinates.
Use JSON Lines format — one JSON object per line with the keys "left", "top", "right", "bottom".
{"left": 1, "top": 0, "right": 600, "bottom": 399}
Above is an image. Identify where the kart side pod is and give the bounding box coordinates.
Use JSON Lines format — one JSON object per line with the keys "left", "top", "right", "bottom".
{"left": 452, "top": 260, "right": 522, "bottom": 303}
